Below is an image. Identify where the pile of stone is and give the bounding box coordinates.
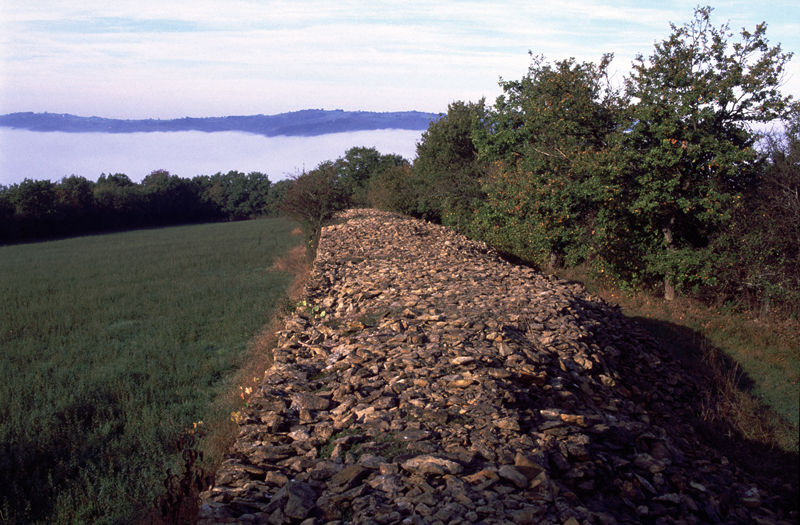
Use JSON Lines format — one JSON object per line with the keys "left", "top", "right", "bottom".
{"left": 199, "top": 209, "right": 795, "bottom": 525}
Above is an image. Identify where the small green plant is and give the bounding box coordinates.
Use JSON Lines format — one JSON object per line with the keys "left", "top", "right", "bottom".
{"left": 318, "top": 429, "right": 362, "bottom": 458}
{"left": 297, "top": 300, "right": 327, "bottom": 318}
{"left": 356, "top": 310, "right": 389, "bottom": 327}
{"left": 309, "top": 370, "right": 331, "bottom": 382}
{"left": 450, "top": 414, "right": 471, "bottom": 425}
{"left": 276, "top": 293, "right": 296, "bottom": 317}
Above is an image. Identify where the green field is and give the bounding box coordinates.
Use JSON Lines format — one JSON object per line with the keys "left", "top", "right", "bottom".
{"left": 0, "top": 219, "right": 301, "bottom": 524}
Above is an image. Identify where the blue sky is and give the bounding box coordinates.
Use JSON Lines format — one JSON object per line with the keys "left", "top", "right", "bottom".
{"left": 0, "top": 1, "right": 798, "bottom": 119}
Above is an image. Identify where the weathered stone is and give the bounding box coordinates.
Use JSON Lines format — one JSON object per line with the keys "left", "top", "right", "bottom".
{"left": 368, "top": 474, "right": 405, "bottom": 493}
{"left": 264, "top": 471, "right": 289, "bottom": 486}
{"left": 199, "top": 209, "right": 793, "bottom": 525}
{"left": 498, "top": 465, "right": 528, "bottom": 488}
{"left": 493, "top": 417, "right": 520, "bottom": 431}
{"left": 513, "top": 505, "right": 546, "bottom": 524}
{"left": 396, "top": 428, "right": 431, "bottom": 442}
{"left": 328, "top": 465, "right": 369, "bottom": 493}
{"left": 402, "top": 455, "right": 463, "bottom": 476}
{"left": 634, "top": 453, "right": 666, "bottom": 473}
{"left": 263, "top": 481, "right": 316, "bottom": 520}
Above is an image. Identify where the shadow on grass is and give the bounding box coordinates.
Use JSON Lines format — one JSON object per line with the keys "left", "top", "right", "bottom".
{"left": 631, "top": 316, "right": 756, "bottom": 392}
{"left": 629, "top": 315, "right": 799, "bottom": 508}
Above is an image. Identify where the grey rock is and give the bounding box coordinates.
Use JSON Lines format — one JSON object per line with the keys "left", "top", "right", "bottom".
{"left": 498, "top": 465, "right": 528, "bottom": 488}
{"left": 264, "top": 481, "right": 316, "bottom": 520}
{"left": 328, "top": 465, "right": 369, "bottom": 493}
{"left": 199, "top": 209, "right": 789, "bottom": 525}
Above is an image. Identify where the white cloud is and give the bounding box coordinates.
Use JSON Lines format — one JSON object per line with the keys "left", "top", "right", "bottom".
{"left": 0, "top": 0, "right": 797, "bottom": 119}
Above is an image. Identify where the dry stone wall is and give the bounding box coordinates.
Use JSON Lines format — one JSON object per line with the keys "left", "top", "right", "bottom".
{"left": 199, "top": 209, "right": 793, "bottom": 525}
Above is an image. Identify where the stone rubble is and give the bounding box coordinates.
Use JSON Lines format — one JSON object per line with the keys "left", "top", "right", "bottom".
{"left": 199, "top": 209, "right": 796, "bottom": 525}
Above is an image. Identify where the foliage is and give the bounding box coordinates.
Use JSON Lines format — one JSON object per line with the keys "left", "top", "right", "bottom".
{"left": 395, "top": 6, "right": 795, "bottom": 310}
{"left": 412, "top": 100, "right": 487, "bottom": 230}
{"left": 262, "top": 179, "right": 295, "bottom": 217}
{"left": 155, "top": 440, "right": 214, "bottom": 525}
{"left": 473, "top": 55, "right": 624, "bottom": 268}
{"left": 279, "top": 164, "right": 348, "bottom": 253}
{"left": 0, "top": 170, "right": 286, "bottom": 245}
{"left": 334, "top": 147, "right": 407, "bottom": 206}
{"left": 0, "top": 219, "right": 301, "bottom": 524}
{"left": 297, "top": 299, "right": 327, "bottom": 318}
{"left": 202, "top": 171, "right": 272, "bottom": 220}
{"left": 277, "top": 147, "right": 409, "bottom": 252}
{"left": 612, "top": 6, "right": 794, "bottom": 298}
{"left": 706, "top": 103, "right": 800, "bottom": 315}
{"left": 367, "top": 164, "right": 419, "bottom": 216}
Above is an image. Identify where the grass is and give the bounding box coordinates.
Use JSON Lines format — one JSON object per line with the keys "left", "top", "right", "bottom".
{"left": 318, "top": 429, "right": 363, "bottom": 459}
{"left": 0, "top": 218, "right": 303, "bottom": 524}
{"left": 556, "top": 266, "right": 799, "bottom": 446}
{"left": 318, "top": 430, "right": 410, "bottom": 462}
{"left": 555, "top": 265, "right": 799, "bottom": 503}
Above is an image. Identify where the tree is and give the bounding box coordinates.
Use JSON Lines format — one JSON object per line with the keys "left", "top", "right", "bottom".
{"left": 335, "top": 147, "right": 408, "bottom": 206}
{"left": 413, "top": 100, "right": 487, "bottom": 229}
{"left": 0, "top": 185, "right": 19, "bottom": 241}
{"left": 262, "top": 179, "right": 294, "bottom": 217}
{"left": 618, "top": 6, "right": 793, "bottom": 299}
{"left": 54, "top": 175, "right": 97, "bottom": 233}
{"left": 8, "top": 178, "right": 57, "bottom": 238}
{"left": 98, "top": 173, "right": 135, "bottom": 187}
{"left": 472, "top": 55, "right": 623, "bottom": 268}
{"left": 279, "top": 164, "right": 347, "bottom": 255}
{"left": 94, "top": 173, "right": 143, "bottom": 227}
{"left": 708, "top": 102, "right": 800, "bottom": 314}
{"left": 55, "top": 176, "right": 95, "bottom": 213}
{"left": 205, "top": 171, "right": 271, "bottom": 220}
{"left": 368, "top": 164, "right": 418, "bottom": 215}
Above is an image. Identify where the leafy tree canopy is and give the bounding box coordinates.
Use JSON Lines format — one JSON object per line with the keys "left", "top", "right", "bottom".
{"left": 618, "top": 5, "right": 794, "bottom": 298}
{"left": 472, "top": 55, "right": 624, "bottom": 267}
{"left": 413, "top": 100, "right": 487, "bottom": 227}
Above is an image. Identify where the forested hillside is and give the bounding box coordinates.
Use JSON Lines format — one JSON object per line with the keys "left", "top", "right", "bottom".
{"left": 0, "top": 109, "right": 437, "bottom": 137}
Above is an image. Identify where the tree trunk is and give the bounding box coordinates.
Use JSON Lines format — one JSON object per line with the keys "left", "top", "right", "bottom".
{"left": 548, "top": 250, "right": 562, "bottom": 272}
{"left": 662, "top": 215, "right": 676, "bottom": 301}
{"left": 664, "top": 277, "right": 676, "bottom": 301}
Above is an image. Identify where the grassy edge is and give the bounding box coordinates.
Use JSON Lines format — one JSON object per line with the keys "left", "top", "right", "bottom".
{"left": 555, "top": 264, "right": 799, "bottom": 451}
{"left": 141, "top": 232, "right": 311, "bottom": 524}
{"left": 554, "top": 265, "right": 799, "bottom": 506}
{"left": 205, "top": 243, "right": 311, "bottom": 459}
{"left": 553, "top": 264, "right": 799, "bottom": 511}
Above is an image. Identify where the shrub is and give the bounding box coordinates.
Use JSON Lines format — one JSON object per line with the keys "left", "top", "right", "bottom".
{"left": 367, "top": 164, "right": 419, "bottom": 216}
{"left": 279, "top": 165, "right": 348, "bottom": 255}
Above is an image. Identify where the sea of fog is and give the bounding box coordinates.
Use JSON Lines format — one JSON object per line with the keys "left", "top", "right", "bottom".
{"left": 0, "top": 128, "right": 424, "bottom": 186}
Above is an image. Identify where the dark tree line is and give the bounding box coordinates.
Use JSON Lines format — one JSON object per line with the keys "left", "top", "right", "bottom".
{"left": 0, "top": 170, "right": 294, "bottom": 243}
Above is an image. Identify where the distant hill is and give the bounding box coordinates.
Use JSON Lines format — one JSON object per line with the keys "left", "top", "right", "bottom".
{"left": 0, "top": 109, "right": 439, "bottom": 137}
